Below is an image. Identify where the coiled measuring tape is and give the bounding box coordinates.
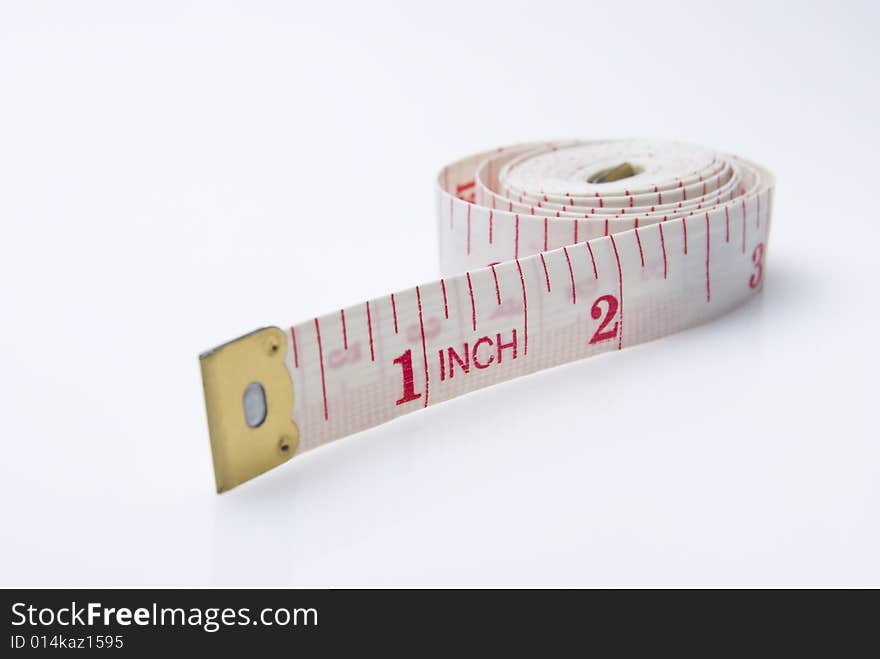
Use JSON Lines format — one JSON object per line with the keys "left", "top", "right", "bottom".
{"left": 200, "top": 140, "right": 773, "bottom": 492}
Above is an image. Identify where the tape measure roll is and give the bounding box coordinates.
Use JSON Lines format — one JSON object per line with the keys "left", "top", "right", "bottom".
{"left": 200, "top": 140, "right": 774, "bottom": 492}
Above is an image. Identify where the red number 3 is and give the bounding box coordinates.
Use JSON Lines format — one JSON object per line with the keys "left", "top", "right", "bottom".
{"left": 589, "top": 294, "right": 619, "bottom": 345}
{"left": 749, "top": 242, "right": 765, "bottom": 289}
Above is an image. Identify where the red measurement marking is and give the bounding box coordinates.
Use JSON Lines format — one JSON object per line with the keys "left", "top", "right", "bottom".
{"left": 589, "top": 294, "right": 619, "bottom": 345}
{"left": 466, "top": 204, "right": 471, "bottom": 255}
{"left": 456, "top": 180, "right": 475, "bottom": 195}
{"left": 392, "top": 349, "right": 422, "bottom": 405}
{"left": 563, "top": 246, "right": 576, "bottom": 304}
{"left": 635, "top": 226, "right": 645, "bottom": 267}
{"left": 340, "top": 309, "right": 348, "bottom": 349}
{"left": 440, "top": 278, "right": 449, "bottom": 319}
{"left": 604, "top": 218, "right": 609, "bottom": 236}
{"left": 659, "top": 223, "right": 668, "bottom": 279}
{"left": 466, "top": 271, "right": 476, "bottom": 331}
{"left": 314, "top": 318, "right": 328, "bottom": 421}
{"left": 515, "top": 259, "right": 528, "bottom": 355}
{"left": 514, "top": 214, "right": 520, "bottom": 258}
{"left": 609, "top": 234, "right": 624, "bottom": 350}
{"left": 741, "top": 199, "right": 747, "bottom": 254}
{"left": 289, "top": 326, "right": 299, "bottom": 368}
{"left": 490, "top": 264, "right": 501, "bottom": 305}
{"left": 489, "top": 209, "right": 494, "bottom": 244}
{"left": 705, "top": 213, "right": 711, "bottom": 303}
{"left": 573, "top": 219, "right": 578, "bottom": 244}
{"left": 586, "top": 242, "right": 598, "bottom": 279}
{"left": 328, "top": 342, "right": 361, "bottom": 369}
{"left": 544, "top": 217, "right": 548, "bottom": 251}
{"left": 365, "top": 301, "right": 375, "bottom": 361}
{"left": 682, "top": 217, "right": 689, "bottom": 255}
{"left": 407, "top": 317, "right": 441, "bottom": 343}
{"left": 725, "top": 206, "right": 730, "bottom": 243}
{"left": 391, "top": 293, "right": 399, "bottom": 333}
{"left": 539, "top": 253, "right": 551, "bottom": 292}
{"left": 489, "top": 299, "right": 522, "bottom": 320}
{"left": 416, "top": 285, "right": 430, "bottom": 408}
{"left": 749, "top": 243, "right": 765, "bottom": 288}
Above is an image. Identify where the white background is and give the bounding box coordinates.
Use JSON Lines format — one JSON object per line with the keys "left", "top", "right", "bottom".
{"left": 1, "top": 0, "right": 877, "bottom": 587}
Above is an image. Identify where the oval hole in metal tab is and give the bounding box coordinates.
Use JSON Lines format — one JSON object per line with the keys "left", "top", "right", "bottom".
{"left": 242, "top": 382, "right": 268, "bottom": 428}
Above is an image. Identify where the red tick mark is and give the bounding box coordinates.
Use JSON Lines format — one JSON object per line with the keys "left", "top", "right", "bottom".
{"left": 415, "top": 285, "right": 430, "bottom": 408}
{"left": 515, "top": 259, "right": 528, "bottom": 355}
{"left": 466, "top": 271, "right": 476, "bottom": 331}
{"left": 563, "top": 246, "right": 576, "bottom": 304}
{"left": 289, "top": 326, "right": 299, "bottom": 368}
{"left": 314, "top": 318, "right": 328, "bottom": 421}
{"left": 365, "top": 301, "right": 375, "bottom": 361}
{"left": 540, "top": 253, "right": 551, "bottom": 292}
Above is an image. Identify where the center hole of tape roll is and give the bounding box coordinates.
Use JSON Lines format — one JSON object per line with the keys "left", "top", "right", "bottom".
{"left": 242, "top": 382, "right": 267, "bottom": 428}
{"left": 588, "top": 162, "right": 639, "bottom": 184}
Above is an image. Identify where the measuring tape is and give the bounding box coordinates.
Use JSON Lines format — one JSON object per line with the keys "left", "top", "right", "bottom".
{"left": 200, "top": 140, "right": 774, "bottom": 492}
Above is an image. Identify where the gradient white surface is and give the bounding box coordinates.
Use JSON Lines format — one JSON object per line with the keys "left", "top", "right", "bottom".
{"left": 0, "top": 0, "right": 877, "bottom": 586}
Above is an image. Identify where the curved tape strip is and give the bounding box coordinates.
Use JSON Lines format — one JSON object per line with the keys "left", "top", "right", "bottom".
{"left": 201, "top": 139, "right": 774, "bottom": 491}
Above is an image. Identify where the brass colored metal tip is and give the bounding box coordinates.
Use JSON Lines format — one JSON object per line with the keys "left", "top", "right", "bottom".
{"left": 200, "top": 327, "right": 299, "bottom": 493}
{"left": 588, "top": 162, "right": 637, "bottom": 184}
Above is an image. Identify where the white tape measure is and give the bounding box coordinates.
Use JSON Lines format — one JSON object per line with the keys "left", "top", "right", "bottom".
{"left": 200, "top": 140, "right": 773, "bottom": 492}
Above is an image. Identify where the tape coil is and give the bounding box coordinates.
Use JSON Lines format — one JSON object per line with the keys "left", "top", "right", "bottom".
{"left": 202, "top": 140, "right": 774, "bottom": 491}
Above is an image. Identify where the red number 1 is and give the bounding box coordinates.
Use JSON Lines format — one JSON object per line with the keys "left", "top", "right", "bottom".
{"left": 393, "top": 349, "right": 422, "bottom": 406}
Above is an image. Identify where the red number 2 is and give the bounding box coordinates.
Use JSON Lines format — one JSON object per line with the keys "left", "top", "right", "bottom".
{"left": 393, "top": 349, "right": 422, "bottom": 405}
{"left": 749, "top": 242, "right": 765, "bottom": 289}
{"left": 589, "top": 294, "right": 619, "bottom": 345}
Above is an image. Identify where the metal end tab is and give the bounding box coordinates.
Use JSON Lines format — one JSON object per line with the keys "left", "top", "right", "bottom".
{"left": 199, "top": 327, "right": 299, "bottom": 493}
